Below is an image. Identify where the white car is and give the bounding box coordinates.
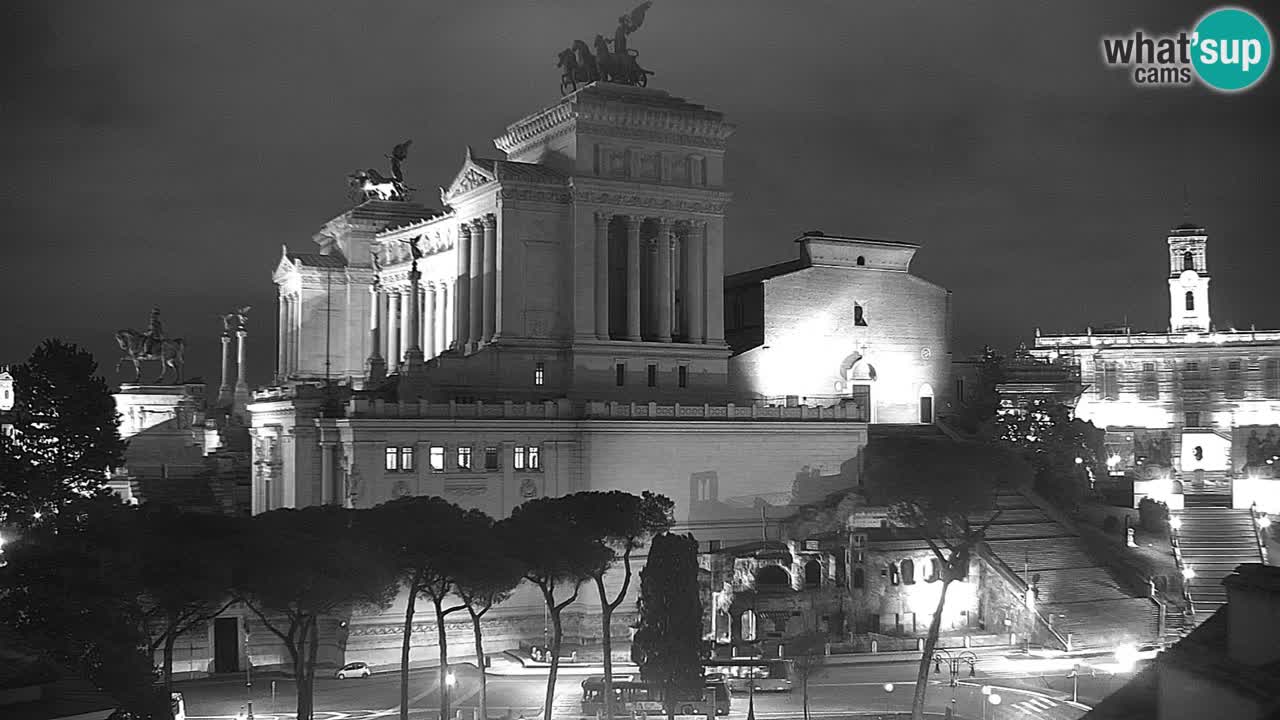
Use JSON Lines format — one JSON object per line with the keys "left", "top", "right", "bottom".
{"left": 337, "top": 661, "right": 372, "bottom": 679}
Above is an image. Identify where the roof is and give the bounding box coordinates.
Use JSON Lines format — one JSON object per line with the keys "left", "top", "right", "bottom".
{"left": 471, "top": 157, "right": 566, "bottom": 185}
{"left": 289, "top": 253, "right": 347, "bottom": 269}
{"left": 725, "top": 259, "right": 806, "bottom": 288}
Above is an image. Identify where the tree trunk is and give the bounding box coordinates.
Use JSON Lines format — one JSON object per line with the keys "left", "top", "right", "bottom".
{"left": 304, "top": 618, "right": 321, "bottom": 720}
{"left": 435, "top": 598, "right": 452, "bottom": 720}
{"left": 801, "top": 673, "right": 809, "bottom": 720}
{"left": 910, "top": 579, "right": 952, "bottom": 720}
{"left": 162, "top": 632, "right": 177, "bottom": 691}
{"left": 401, "top": 585, "right": 418, "bottom": 720}
{"left": 291, "top": 618, "right": 312, "bottom": 720}
{"left": 543, "top": 602, "right": 565, "bottom": 720}
{"left": 471, "top": 609, "right": 488, "bottom": 720}
{"left": 595, "top": 577, "right": 616, "bottom": 720}
{"left": 665, "top": 679, "right": 675, "bottom": 720}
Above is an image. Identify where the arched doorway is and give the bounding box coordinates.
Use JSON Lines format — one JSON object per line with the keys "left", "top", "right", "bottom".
{"left": 837, "top": 352, "right": 876, "bottom": 422}
{"left": 804, "top": 559, "right": 822, "bottom": 588}
{"left": 756, "top": 564, "right": 791, "bottom": 590}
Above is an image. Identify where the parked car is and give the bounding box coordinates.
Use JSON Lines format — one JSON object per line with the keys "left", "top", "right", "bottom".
{"left": 336, "top": 661, "right": 371, "bottom": 679}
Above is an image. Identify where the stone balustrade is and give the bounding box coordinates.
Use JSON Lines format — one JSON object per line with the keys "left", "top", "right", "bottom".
{"left": 1038, "top": 329, "right": 1280, "bottom": 348}
{"left": 341, "top": 397, "right": 867, "bottom": 421}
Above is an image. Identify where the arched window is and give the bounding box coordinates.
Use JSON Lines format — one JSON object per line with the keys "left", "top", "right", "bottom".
{"left": 853, "top": 567, "right": 865, "bottom": 589}
{"left": 901, "top": 558, "right": 916, "bottom": 585}
{"left": 926, "top": 558, "right": 941, "bottom": 582}
{"left": 888, "top": 562, "right": 900, "bottom": 586}
{"left": 856, "top": 256, "right": 866, "bottom": 266}
{"left": 1183, "top": 251, "right": 1194, "bottom": 271}
{"left": 854, "top": 304, "right": 867, "bottom": 327}
{"left": 756, "top": 565, "right": 790, "bottom": 590}
{"left": 1186, "top": 291, "right": 1195, "bottom": 311}
{"left": 804, "top": 559, "right": 821, "bottom": 588}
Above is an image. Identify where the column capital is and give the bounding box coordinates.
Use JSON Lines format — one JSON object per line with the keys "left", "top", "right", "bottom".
{"left": 236, "top": 329, "right": 248, "bottom": 339}
{"left": 619, "top": 214, "right": 638, "bottom": 230}
{"left": 482, "top": 213, "right": 497, "bottom": 229}
{"left": 594, "top": 211, "right": 612, "bottom": 225}
{"left": 459, "top": 222, "right": 473, "bottom": 238}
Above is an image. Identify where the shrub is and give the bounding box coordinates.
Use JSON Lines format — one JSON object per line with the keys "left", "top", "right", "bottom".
{"left": 1139, "top": 498, "right": 1170, "bottom": 533}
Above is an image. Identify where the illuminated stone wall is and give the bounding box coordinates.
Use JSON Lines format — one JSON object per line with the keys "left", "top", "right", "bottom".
{"left": 727, "top": 235, "right": 951, "bottom": 424}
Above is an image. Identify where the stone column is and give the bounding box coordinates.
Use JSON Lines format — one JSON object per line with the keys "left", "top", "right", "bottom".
{"left": 367, "top": 286, "right": 386, "bottom": 383}
{"left": 235, "top": 328, "right": 249, "bottom": 395}
{"left": 656, "top": 217, "right": 674, "bottom": 343}
{"left": 405, "top": 265, "right": 423, "bottom": 367}
{"left": 456, "top": 224, "right": 472, "bottom": 351}
{"left": 287, "top": 294, "right": 298, "bottom": 376}
{"left": 705, "top": 217, "right": 726, "bottom": 344}
{"left": 686, "top": 222, "right": 707, "bottom": 344}
{"left": 625, "top": 215, "right": 642, "bottom": 341}
{"left": 423, "top": 283, "right": 437, "bottom": 358}
{"left": 320, "top": 441, "right": 335, "bottom": 505}
{"left": 398, "top": 288, "right": 413, "bottom": 365}
{"left": 469, "top": 219, "right": 485, "bottom": 350}
{"left": 387, "top": 290, "right": 401, "bottom": 368}
{"left": 276, "top": 297, "right": 287, "bottom": 381}
{"left": 219, "top": 333, "right": 234, "bottom": 406}
{"left": 482, "top": 214, "right": 498, "bottom": 344}
{"left": 594, "top": 212, "right": 610, "bottom": 339}
{"left": 438, "top": 283, "right": 450, "bottom": 352}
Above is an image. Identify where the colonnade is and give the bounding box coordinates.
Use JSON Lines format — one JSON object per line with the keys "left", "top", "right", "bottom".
{"left": 277, "top": 292, "right": 301, "bottom": 378}
{"left": 370, "top": 280, "right": 455, "bottom": 370}
{"left": 594, "top": 213, "right": 719, "bottom": 344}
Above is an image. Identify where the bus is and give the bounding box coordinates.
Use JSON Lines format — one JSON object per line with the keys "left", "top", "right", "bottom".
{"left": 702, "top": 658, "right": 794, "bottom": 693}
{"left": 580, "top": 675, "right": 731, "bottom": 717}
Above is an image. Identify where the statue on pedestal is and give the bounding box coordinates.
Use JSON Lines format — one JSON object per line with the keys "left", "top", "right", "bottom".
{"left": 115, "top": 307, "right": 186, "bottom": 384}
{"left": 347, "top": 140, "right": 413, "bottom": 203}
{"left": 559, "top": 2, "right": 654, "bottom": 95}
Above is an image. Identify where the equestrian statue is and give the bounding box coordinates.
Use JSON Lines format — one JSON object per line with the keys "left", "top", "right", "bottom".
{"left": 115, "top": 307, "right": 187, "bottom": 384}
{"left": 348, "top": 139, "right": 413, "bottom": 203}
{"left": 559, "top": 2, "right": 655, "bottom": 95}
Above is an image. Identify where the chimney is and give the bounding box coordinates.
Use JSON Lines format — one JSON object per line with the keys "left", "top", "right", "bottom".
{"left": 1225, "top": 563, "right": 1280, "bottom": 666}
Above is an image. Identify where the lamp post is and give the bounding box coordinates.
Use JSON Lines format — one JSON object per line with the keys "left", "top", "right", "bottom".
{"left": 244, "top": 625, "right": 254, "bottom": 720}
{"left": 445, "top": 668, "right": 457, "bottom": 720}
{"left": 980, "top": 686, "right": 991, "bottom": 720}
{"left": 882, "top": 683, "right": 894, "bottom": 716}
{"left": 986, "top": 691, "right": 1001, "bottom": 719}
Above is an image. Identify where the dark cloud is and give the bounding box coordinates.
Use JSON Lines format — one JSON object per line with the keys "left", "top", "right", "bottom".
{"left": 2, "top": 0, "right": 1277, "bottom": 384}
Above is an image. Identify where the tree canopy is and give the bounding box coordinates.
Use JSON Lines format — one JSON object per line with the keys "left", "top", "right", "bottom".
{"left": 634, "top": 532, "right": 704, "bottom": 720}
{"left": 1, "top": 340, "right": 125, "bottom": 527}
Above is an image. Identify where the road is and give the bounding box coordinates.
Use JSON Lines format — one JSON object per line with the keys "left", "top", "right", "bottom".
{"left": 176, "top": 655, "right": 1140, "bottom": 720}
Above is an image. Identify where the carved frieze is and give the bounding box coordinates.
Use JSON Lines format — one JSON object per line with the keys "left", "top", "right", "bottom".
{"left": 497, "top": 187, "right": 572, "bottom": 205}
{"left": 444, "top": 482, "right": 487, "bottom": 497}
{"left": 573, "top": 189, "right": 730, "bottom": 215}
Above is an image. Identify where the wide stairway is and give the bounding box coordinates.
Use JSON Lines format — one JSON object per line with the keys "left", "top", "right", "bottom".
{"left": 1177, "top": 499, "right": 1262, "bottom": 624}
{"left": 979, "top": 492, "right": 1159, "bottom": 650}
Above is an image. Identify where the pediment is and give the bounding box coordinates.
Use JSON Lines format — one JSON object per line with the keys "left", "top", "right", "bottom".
{"left": 443, "top": 149, "right": 496, "bottom": 202}
{"left": 272, "top": 246, "right": 298, "bottom": 283}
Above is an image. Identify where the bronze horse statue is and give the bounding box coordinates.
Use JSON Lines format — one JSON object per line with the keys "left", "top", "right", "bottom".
{"left": 115, "top": 329, "right": 186, "bottom": 384}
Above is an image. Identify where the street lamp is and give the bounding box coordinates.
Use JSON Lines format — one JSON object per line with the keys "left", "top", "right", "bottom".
{"left": 1182, "top": 566, "right": 1196, "bottom": 581}
{"left": 883, "top": 683, "right": 894, "bottom": 715}
{"left": 933, "top": 649, "right": 977, "bottom": 687}
{"left": 1170, "top": 516, "right": 1182, "bottom": 532}
{"left": 987, "top": 692, "right": 1001, "bottom": 719}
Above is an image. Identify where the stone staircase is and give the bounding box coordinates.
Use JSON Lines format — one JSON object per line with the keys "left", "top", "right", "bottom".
{"left": 1177, "top": 503, "right": 1262, "bottom": 624}
{"left": 979, "top": 492, "right": 1160, "bottom": 650}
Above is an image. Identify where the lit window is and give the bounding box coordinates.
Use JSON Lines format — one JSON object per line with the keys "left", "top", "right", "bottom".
{"left": 385, "top": 447, "right": 399, "bottom": 472}
{"left": 484, "top": 446, "right": 499, "bottom": 470}
{"left": 514, "top": 445, "right": 542, "bottom": 471}
{"left": 616, "top": 363, "right": 626, "bottom": 386}
{"left": 534, "top": 362, "right": 545, "bottom": 386}
{"left": 399, "top": 447, "right": 414, "bottom": 471}
{"left": 678, "top": 366, "right": 688, "bottom": 388}
{"left": 457, "top": 446, "right": 472, "bottom": 470}
{"left": 888, "top": 563, "right": 900, "bottom": 586}
{"left": 647, "top": 364, "right": 657, "bottom": 387}
{"left": 429, "top": 446, "right": 445, "bottom": 472}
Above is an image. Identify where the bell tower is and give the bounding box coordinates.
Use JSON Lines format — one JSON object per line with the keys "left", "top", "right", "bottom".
{"left": 1167, "top": 223, "right": 1210, "bottom": 333}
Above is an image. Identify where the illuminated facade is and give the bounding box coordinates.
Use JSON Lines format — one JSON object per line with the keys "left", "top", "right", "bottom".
{"left": 1033, "top": 223, "right": 1280, "bottom": 505}
{"left": 726, "top": 233, "right": 952, "bottom": 424}
{"left": 245, "top": 83, "right": 885, "bottom": 672}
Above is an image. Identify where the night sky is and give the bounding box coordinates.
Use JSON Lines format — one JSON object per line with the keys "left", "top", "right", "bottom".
{"left": 3, "top": 1, "right": 1278, "bottom": 388}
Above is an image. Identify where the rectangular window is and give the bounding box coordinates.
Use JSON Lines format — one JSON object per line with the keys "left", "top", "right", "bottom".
{"left": 616, "top": 363, "right": 626, "bottom": 386}
{"left": 1185, "top": 412, "right": 1201, "bottom": 428}
{"left": 534, "top": 362, "right": 545, "bottom": 386}
{"left": 955, "top": 378, "right": 965, "bottom": 401}
{"left": 385, "top": 447, "right": 399, "bottom": 472}
{"left": 514, "top": 445, "right": 542, "bottom": 471}
{"left": 1267, "top": 359, "right": 1280, "bottom": 399}
{"left": 457, "top": 446, "right": 472, "bottom": 470}
{"left": 1099, "top": 362, "right": 1119, "bottom": 400}
{"left": 647, "top": 364, "right": 657, "bottom": 387}
{"left": 484, "top": 446, "right": 499, "bottom": 470}
{"left": 678, "top": 365, "right": 688, "bottom": 388}
{"left": 399, "top": 447, "right": 414, "bottom": 472}
{"left": 1140, "top": 363, "right": 1159, "bottom": 401}
{"left": 429, "top": 446, "right": 445, "bottom": 472}
{"left": 1228, "top": 360, "right": 1242, "bottom": 371}
{"left": 514, "top": 446, "right": 526, "bottom": 470}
